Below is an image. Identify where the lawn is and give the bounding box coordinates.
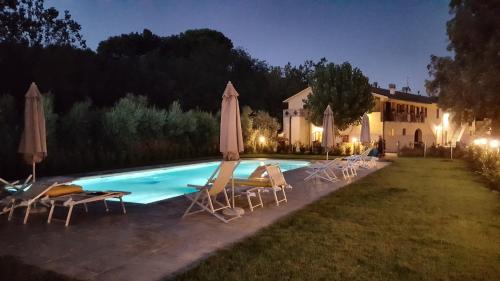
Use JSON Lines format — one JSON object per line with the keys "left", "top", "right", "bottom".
{"left": 172, "top": 158, "right": 500, "bottom": 281}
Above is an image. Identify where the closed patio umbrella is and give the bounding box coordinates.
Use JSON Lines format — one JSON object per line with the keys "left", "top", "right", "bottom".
{"left": 18, "top": 82, "right": 47, "bottom": 182}
{"left": 321, "top": 105, "right": 335, "bottom": 160}
{"left": 220, "top": 81, "right": 244, "bottom": 214}
{"left": 360, "top": 113, "right": 371, "bottom": 144}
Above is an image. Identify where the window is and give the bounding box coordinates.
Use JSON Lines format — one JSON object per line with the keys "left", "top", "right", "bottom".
{"left": 342, "top": 135, "right": 349, "bottom": 143}
{"left": 424, "top": 107, "right": 427, "bottom": 117}
{"left": 436, "top": 108, "right": 440, "bottom": 119}
{"left": 402, "top": 128, "right": 406, "bottom": 136}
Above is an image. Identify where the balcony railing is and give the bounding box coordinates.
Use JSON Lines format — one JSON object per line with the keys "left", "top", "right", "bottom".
{"left": 383, "top": 112, "right": 426, "bottom": 123}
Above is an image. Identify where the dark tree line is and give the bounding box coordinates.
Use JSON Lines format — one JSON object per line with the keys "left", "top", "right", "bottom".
{"left": 0, "top": 0, "right": 316, "bottom": 179}
{"left": 0, "top": 27, "right": 312, "bottom": 118}
{"left": 0, "top": 27, "right": 313, "bottom": 118}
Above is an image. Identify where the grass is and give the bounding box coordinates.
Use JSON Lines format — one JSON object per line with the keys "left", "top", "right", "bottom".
{"left": 172, "top": 158, "right": 500, "bottom": 281}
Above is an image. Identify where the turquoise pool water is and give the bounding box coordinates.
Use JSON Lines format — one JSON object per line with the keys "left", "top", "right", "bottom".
{"left": 71, "top": 159, "right": 309, "bottom": 204}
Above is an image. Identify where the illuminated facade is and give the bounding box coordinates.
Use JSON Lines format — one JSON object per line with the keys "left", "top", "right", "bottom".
{"left": 282, "top": 85, "right": 476, "bottom": 152}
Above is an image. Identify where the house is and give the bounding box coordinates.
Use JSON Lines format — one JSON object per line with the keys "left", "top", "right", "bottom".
{"left": 282, "top": 84, "right": 476, "bottom": 152}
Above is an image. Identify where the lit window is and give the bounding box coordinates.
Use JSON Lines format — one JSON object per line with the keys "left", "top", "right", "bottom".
{"left": 390, "top": 129, "right": 394, "bottom": 136}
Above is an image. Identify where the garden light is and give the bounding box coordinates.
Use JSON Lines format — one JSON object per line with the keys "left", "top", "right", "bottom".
{"left": 489, "top": 139, "right": 499, "bottom": 149}
{"left": 473, "top": 138, "right": 488, "bottom": 146}
{"left": 258, "top": 135, "right": 266, "bottom": 145}
{"left": 443, "top": 113, "right": 450, "bottom": 129}
{"left": 352, "top": 137, "right": 358, "bottom": 143}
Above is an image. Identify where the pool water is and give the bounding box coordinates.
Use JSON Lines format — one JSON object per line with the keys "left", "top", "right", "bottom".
{"left": 71, "top": 159, "right": 309, "bottom": 204}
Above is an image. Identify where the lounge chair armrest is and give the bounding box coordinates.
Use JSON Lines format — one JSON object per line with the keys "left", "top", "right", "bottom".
{"left": 187, "top": 184, "right": 208, "bottom": 190}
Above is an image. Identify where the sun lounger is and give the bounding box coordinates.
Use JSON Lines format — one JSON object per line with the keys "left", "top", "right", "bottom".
{"left": 326, "top": 158, "right": 354, "bottom": 180}
{"left": 228, "top": 165, "right": 269, "bottom": 212}
{"left": 305, "top": 158, "right": 346, "bottom": 182}
{"left": 0, "top": 174, "right": 33, "bottom": 192}
{"left": 229, "top": 164, "right": 292, "bottom": 211}
{"left": 264, "top": 164, "right": 292, "bottom": 206}
{"left": 305, "top": 158, "right": 355, "bottom": 182}
{"left": 183, "top": 161, "right": 240, "bottom": 223}
{"left": 5, "top": 181, "right": 65, "bottom": 224}
{"left": 46, "top": 190, "right": 130, "bottom": 227}
{"left": 346, "top": 148, "right": 377, "bottom": 169}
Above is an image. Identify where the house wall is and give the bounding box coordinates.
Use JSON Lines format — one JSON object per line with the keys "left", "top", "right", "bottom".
{"left": 383, "top": 122, "right": 435, "bottom": 152}
{"left": 282, "top": 88, "right": 476, "bottom": 152}
{"left": 339, "top": 112, "right": 383, "bottom": 142}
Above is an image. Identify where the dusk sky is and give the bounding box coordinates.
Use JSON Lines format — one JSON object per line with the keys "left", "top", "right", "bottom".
{"left": 48, "top": 0, "right": 452, "bottom": 95}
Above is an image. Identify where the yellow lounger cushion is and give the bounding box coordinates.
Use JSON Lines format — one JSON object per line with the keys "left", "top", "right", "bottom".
{"left": 232, "top": 178, "right": 272, "bottom": 187}
{"left": 46, "top": 185, "right": 84, "bottom": 197}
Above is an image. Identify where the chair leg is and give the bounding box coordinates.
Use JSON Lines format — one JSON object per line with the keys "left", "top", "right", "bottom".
{"left": 258, "top": 190, "right": 264, "bottom": 208}
{"left": 47, "top": 202, "right": 55, "bottom": 223}
{"left": 206, "top": 191, "right": 215, "bottom": 213}
{"left": 103, "top": 200, "right": 109, "bottom": 212}
{"left": 273, "top": 188, "right": 280, "bottom": 206}
{"left": 246, "top": 189, "right": 264, "bottom": 212}
{"left": 119, "top": 197, "right": 126, "bottom": 214}
{"left": 83, "top": 202, "right": 88, "bottom": 213}
{"left": 23, "top": 202, "right": 32, "bottom": 224}
{"left": 246, "top": 194, "right": 254, "bottom": 212}
{"left": 65, "top": 205, "right": 74, "bottom": 227}
{"left": 8, "top": 199, "right": 15, "bottom": 221}
{"left": 222, "top": 188, "right": 232, "bottom": 209}
{"left": 183, "top": 192, "right": 202, "bottom": 218}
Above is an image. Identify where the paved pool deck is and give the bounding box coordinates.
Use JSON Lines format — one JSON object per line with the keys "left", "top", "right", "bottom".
{"left": 0, "top": 161, "right": 389, "bottom": 281}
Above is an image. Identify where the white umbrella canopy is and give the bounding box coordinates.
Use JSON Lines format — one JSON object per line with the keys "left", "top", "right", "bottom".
{"left": 220, "top": 81, "right": 244, "bottom": 161}
{"left": 321, "top": 105, "right": 335, "bottom": 160}
{"left": 360, "top": 113, "right": 371, "bottom": 144}
{"left": 219, "top": 81, "right": 244, "bottom": 214}
{"left": 18, "top": 82, "right": 47, "bottom": 182}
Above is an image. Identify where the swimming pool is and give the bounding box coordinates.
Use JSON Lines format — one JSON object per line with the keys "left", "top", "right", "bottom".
{"left": 71, "top": 159, "right": 309, "bottom": 204}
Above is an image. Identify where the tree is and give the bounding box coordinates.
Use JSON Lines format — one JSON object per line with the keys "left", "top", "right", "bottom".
{"left": 0, "top": 0, "right": 86, "bottom": 48}
{"left": 304, "top": 62, "right": 373, "bottom": 130}
{"left": 426, "top": 0, "right": 500, "bottom": 130}
{"left": 97, "top": 29, "right": 161, "bottom": 59}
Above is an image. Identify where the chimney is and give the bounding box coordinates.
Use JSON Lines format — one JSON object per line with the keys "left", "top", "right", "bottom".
{"left": 389, "top": 83, "right": 396, "bottom": 95}
{"left": 372, "top": 82, "right": 378, "bottom": 88}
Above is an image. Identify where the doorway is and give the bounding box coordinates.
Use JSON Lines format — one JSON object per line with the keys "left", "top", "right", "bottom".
{"left": 414, "top": 129, "right": 423, "bottom": 147}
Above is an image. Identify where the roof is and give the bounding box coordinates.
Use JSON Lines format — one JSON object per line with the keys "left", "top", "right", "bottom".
{"left": 371, "top": 87, "right": 438, "bottom": 104}
{"left": 283, "top": 87, "right": 312, "bottom": 103}
{"left": 283, "top": 86, "right": 438, "bottom": 105}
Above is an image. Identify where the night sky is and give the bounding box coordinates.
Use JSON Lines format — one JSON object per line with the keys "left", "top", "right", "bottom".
{"left": 48, "top": 0, "right": 451, "bottom": 94}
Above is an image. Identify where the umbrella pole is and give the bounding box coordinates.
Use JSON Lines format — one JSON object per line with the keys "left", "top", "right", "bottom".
{"left": 326, "top": 151, "right": 329, "bottom": 161}
{"left": 32, "top": 161, "right": 36, "bottom": 182}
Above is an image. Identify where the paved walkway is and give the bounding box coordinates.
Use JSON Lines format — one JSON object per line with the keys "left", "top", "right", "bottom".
{"left": 0, "top": 161, "right": 389, "bottom": 281}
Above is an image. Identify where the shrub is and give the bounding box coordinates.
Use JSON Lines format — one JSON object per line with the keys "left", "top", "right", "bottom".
{"left": 399, "top": 146, "right": 424, "bottom": 157}
{"left": 465, "top": 146, "right": 500, "bottom": 190}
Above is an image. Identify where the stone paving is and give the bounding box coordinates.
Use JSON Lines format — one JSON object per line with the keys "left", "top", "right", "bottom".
{"left": 0, "top": 161, "right": 389, "bottom": 281}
